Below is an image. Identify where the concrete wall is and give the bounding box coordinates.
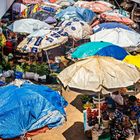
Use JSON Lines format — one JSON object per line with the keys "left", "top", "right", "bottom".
{"left": 0, "top": 0, "right": 15, "bottom": 19}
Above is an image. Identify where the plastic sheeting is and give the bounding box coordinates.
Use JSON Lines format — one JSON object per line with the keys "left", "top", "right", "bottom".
{"left": 0, "top": 80, "right": 67, "bottom": 139}
{"left": 72, "top": 42, "right": 128, "bottom": 60}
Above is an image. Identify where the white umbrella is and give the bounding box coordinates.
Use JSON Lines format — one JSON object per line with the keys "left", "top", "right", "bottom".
{"left": 7, "top": 18, "right": 53, "bottom": 34}
{"left": 17, "top": 30, "right": 68, "bottom": 52}
{"left": 27, "top": 29, "right": 51, "bottom": 37}
{"left": 58, "top": 56, "right": 140, "bottom": 94}
{"left": 60, "top": 19, "right": 92, "bottom": 41}
{"left": 58, "top": 56, "right": 140, "bottom": 123}
{"left": 90, "top": 28, "right": 140, "bottom": 48}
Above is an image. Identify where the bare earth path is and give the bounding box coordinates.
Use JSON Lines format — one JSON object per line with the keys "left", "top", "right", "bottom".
{"left": 32, "top": 90, "right": 90, "bottom": 140}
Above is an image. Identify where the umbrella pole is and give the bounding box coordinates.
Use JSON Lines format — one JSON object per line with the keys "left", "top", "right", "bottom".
{"left": 98, "top": 92, "right": 101, "bottom": 125}
{"left": 29, "top": 53, "right": 31, "bottom": 66}
{"left": 72, "top": 39, "right": 75, "bottom": 48}
{"left": 45, "top": 50, "right": 52, "bottom": 72}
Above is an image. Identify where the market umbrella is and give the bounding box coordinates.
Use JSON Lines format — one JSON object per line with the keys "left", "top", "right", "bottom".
{"left": 59, "top": 18, "right": 92, "bottom": 41}
{"left": 74, "top": 1, "right": 113, "bottom": 13}
{"left": 55, "top": 6, "right": 96, "bottom": 24}
{"left": 58, "top": 56, "right": 140, "bottom": 94}
{"left": 30, "top": 11, "right": 57, "bottom": 24}
{"left": 0, "top": 80, "right": 67, "bottom": 139}
{"left": 90, "top": 28, "right": 140, "bottom": 48}
{"left": 123, "top": 55, "right": 140, "bottom": 69}
{"left": 58, "top": 56, "right": 140, "bottom": 123}
{"left": 12, "top": 2, "right": 27, "bottom": 13}
{"left": 7, "top": 18, "right": 53, "bottom": 34}
{"left": 17, "top": 29, "right": 68, "bottom": 53}
{"left": 99, "top": 10, "right": 134, "bottom": 26}
{"left": 71, "top": 42, "right": 128, "bottom": 60}
{"left": 93, "top": 22, "right": 133, "bottom": 33}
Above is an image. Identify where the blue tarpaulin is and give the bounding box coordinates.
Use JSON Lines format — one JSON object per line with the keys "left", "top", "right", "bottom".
{"left": 0, "top": 81, "right": 67, "bottom": 139}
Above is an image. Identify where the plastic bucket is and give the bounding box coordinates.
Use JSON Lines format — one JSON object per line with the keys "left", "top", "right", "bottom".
{"left": 102, "top": 119, "right": 109, "bottom": 128}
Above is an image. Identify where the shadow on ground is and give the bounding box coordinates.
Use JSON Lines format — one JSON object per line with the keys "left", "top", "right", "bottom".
{"left": 70, "top": 95, "right": 83, "bottom": 113}
{"left": 62, "top": 122, "right": 91, "bottom": 140}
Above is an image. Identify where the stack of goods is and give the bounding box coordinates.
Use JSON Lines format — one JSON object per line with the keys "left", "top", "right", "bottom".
{"left": 83, "top": 93, "right": 140, "bottom": 140}
{"left": 87, "top": 108, "right": 98, "bottom": 126}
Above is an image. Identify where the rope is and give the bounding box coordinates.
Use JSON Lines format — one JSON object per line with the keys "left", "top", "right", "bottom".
{"left": 113, "top": 0, "right": 121, "bottom": 9}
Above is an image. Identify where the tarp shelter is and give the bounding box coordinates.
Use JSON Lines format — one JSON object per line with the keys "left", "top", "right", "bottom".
{"left": 0, "top": 80, "right": 67, "bottom": 139}
{"left": 0, "top": 0, "right": 15, "bottom": 19}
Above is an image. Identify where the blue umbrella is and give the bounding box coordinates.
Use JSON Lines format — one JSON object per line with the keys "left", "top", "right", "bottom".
{"left": 56, "top": 6, "right": 96, "bottom": 24}
{"left": 0, "top": 81, "right": 68, "bottom": 139}
{"left": 93, "top": 22, "right": 133, "bottom": 33}
{"left": 71, "top": 42, "right": 128, "bottom": 60}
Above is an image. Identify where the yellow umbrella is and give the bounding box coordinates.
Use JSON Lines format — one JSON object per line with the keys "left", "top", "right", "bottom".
{"left": 123, "top": 55, "right": 140, "bottom": 69}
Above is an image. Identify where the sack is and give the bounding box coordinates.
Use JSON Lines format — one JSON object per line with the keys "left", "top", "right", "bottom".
{"left": 24, "top": 72, "right": 35, "bottom": 79}
{"left": 112, "top": 94, "right": 123, "bottom": 105}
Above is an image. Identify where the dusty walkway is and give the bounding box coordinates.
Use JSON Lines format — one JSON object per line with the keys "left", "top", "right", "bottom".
{"left": 32, "top": 90, "right": 89, "bottom": 140}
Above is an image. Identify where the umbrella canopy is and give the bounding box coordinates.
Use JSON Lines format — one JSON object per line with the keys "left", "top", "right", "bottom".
{"left": 12, "top": 2, "right": 27, "bottom": 13}
{"left": 56, "top": 6, "right": 96, "bottom": 24}
{"left": 30, "top": 11, "right": 57, "bottom": 24}
{"left": 74, "top": 1, "right": 113, "bottom": 13}
{"left": 71, "top": 42, "right": 128, "bottom": 60}
{"left": 7, "top": 19, "right": 53, "bottom": 34}
{"left": 90, "top": 28, "right": 140, "bottom": 48}
{"left": 59, "top": 18, "right": 92, "bottom": 40}
{"left": 100, "top": 10, "right": 134, "bottom": 26}
{"left": 58, "top": 56, "right": 140, "bottom": 94}
{"left": 0, "top": 80, "right": 67, "bottom": 139}
{"left": 93, "top": 22, "right": 133, "bottom": 33}
{"left": 17, "top": 29, "right": 68, "bottom": 52}
{"left": 123, "top": 55, "right": 140, "bottom": 69}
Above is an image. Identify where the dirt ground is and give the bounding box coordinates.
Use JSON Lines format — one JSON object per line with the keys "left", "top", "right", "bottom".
{"left": 32, "top": 90, "right": 90, "bottom": 140}
{"left": 32, "top": 90, "right": 140, "bottom": 140}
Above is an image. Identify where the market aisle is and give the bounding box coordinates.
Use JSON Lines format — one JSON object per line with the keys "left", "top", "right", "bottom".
{"left": 32, "top": 90, "right": 89, "bottom": 140}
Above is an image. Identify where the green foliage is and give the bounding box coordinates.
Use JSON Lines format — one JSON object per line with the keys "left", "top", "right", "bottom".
{"left": 29, "top": 62, "right": 50, "bottom": 76}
